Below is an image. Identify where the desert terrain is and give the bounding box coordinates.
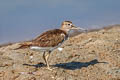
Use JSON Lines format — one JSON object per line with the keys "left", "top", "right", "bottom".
{"left": 0, "top": 25, "right": 120, "bottom": 80}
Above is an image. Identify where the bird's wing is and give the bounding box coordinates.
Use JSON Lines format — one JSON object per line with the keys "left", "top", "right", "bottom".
{"left": 32, "top": 29, "right": 68, "bottom": 47}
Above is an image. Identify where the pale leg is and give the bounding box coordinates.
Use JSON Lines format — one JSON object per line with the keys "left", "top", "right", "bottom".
{"left": 43, "top": 51, "right": 51, "bottom": 70}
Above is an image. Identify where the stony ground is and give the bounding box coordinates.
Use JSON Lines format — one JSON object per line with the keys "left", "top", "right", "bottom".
{"left": 0, "top": 25, "right": 120, "bottom": 80}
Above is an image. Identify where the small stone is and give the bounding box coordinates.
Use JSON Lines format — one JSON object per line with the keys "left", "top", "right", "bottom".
{"left": 58, "top": 48, "right": 63, "bottom": 51}
{"left": 30, "top": 56, "right": 33, "bottom": 59}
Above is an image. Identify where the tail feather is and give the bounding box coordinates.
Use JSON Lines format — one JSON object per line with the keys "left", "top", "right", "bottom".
{"left": 14, "top": 41, "right": 32, "bottom": 50}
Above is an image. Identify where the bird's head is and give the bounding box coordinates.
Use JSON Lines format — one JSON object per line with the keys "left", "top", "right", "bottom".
{"left": 60, "top": 21, "right": 87, "bottom": 33}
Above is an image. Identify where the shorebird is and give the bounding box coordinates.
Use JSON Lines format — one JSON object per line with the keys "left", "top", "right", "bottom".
{"left": 16, "top": 21, "right": 86, "bottom": 70}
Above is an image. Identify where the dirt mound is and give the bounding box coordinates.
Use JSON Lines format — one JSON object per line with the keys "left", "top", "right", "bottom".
{"left": 0, "top": 25, "right": 120, "bottom": 80}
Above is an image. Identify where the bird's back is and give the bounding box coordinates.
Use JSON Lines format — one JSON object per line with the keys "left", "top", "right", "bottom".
{"left": 32, "top": 29, "right": 68, "bottom": 47}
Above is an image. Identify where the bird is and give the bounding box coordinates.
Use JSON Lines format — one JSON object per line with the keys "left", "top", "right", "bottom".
{"left": 16, "top": 21, "right": 86, "bottom": 70}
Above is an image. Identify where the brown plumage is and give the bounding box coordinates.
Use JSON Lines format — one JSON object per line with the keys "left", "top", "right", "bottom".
{"left": 16, "top": 29, "right": 67, "bottom": 49}
{"left": 32, "top": 29, "right": 68, "bottom": 47}
{"left": 15, "top": 41, "right": 32, "bottom": 49}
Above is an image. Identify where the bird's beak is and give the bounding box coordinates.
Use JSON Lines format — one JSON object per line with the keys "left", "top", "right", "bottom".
{"left": 71, "top": 25, "right": 79, "bottom": 29}
{"left": 71, "top": 25, "right": 87, "bottom": 33}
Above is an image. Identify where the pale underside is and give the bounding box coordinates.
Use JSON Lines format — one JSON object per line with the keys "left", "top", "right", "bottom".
{"left": 30, "top": 41, "right": 64, "bottom": 52}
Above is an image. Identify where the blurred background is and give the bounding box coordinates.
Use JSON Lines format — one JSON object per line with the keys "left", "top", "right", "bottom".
{"left": 0, "top": 0, "right": 120, "bottom": 44}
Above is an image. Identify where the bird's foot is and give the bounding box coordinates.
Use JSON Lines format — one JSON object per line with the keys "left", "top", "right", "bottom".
{"left": 47, "top": 67, "right": 53, "bottom": 71}
{"left": 46, "top": 66, "right": 57, "bottom": 71}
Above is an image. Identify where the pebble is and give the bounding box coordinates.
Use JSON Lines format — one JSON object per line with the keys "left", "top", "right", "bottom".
{"left": 58, "top": 47, "right": 63, "bottom": 51}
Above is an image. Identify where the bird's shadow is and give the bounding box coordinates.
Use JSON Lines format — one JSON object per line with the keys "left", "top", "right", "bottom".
{"left": 53, "top": 59, "right": 108, "bottom": 70}
{"left": 23, "top": 59, "right": 108, "bottom": 70}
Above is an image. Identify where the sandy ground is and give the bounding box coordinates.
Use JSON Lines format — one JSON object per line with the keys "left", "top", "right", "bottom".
{"left": 0, "top": 25, "right": 120, "bottom": 80}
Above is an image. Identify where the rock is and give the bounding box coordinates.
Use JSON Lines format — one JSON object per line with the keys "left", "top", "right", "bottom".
{"left": 0, "top": 25, "right": 120, "bottom": 80}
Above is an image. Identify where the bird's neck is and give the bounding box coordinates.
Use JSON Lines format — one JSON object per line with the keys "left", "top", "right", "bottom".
{"left": 60, "top": 26, "right": 70, "bottom": 33}
{"left": 60, "top": 28, "right": 69, "bottom": 33}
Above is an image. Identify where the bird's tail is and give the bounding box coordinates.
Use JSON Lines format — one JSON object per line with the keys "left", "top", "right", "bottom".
{"left": 14, "top": 41, "right": 33, "bottom": 50}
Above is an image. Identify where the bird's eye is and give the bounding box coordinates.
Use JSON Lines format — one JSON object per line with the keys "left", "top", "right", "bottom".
{"left": 68, "top": 24, "right": 71, "bottom": 26}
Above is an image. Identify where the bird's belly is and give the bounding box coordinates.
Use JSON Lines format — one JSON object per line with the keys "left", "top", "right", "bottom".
{"left": 30, "top": 40, "right": 65, "bottom": 52}
{"left": 30, "top": 45, "right": 60, "bottom": 52}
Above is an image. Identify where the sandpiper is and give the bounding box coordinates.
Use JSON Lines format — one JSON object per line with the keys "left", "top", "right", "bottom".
{"left": 17, "top": 21, "right": 86, "bottom": 70}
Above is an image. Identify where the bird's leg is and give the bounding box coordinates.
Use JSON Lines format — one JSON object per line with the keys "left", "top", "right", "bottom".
{"left": 43, "top": 51, "right": 51, "bottom": 70}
